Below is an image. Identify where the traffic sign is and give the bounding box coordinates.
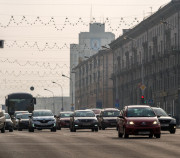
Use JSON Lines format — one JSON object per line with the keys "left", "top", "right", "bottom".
{"left": 140, "top": 84, "right": 146, "bottom": 91}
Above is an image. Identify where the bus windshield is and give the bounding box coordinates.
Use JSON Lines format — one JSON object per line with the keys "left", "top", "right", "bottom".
{"left": 8, "top": 99, "right": 32, "bottom": 113}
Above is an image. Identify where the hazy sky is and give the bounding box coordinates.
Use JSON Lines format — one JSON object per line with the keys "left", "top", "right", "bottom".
{"left": 0, "top": 0, "right": 171, "bottom": 104}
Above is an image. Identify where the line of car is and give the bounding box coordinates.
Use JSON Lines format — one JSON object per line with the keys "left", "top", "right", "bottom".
{"left": 0, "top": 105, "right": 177, "bottom": 139}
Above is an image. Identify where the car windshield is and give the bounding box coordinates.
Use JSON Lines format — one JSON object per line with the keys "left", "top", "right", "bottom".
{"left": 153, "top": 108, "right": 168, "bottom": 117}
{"left": 5, "top": 113, "right": 11, "bottom": 119}
{"left": 21, "top": 114, "right": 31, "bottom": 119}
{"left": 60, "top": 113, "right": 73, "bottom": 118}
{"left": 74, "top": 111, "right": 95, "bottom": 117}
{"left": 14, "top": 111, "right": 28, "bottom": 118}
{"left": 33, "top": 111, "right": 53, "bottom": 117}
{"left": 127, "top": 107, "right": 156, "bottom": 117}
{"left": 16, "top": 114, "right": 22, "bottom": 119}
{"left": 103, "top": 111, "right": 120, "bottom": 117}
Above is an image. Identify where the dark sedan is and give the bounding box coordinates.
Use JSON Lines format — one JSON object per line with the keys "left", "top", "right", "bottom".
{"left": 4, "top": 113, "right": 13, "bottom": 132}
{"left": 17, "top": 113, "right": 31, "bottom": 131}
{"left": 152, "top": 107, "right": 176, "bottom": 134}
{"left": 98, "top": 108, "right": 120, "bottom": 130}
{"left": 56, "top": 111, "right": 73, "bottom": 130}
{"left": 70, "top": 110, "right": 98, "bottom": 132}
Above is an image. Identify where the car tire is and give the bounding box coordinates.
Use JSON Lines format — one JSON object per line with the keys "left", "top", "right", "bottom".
{"left": 18, "top": 128, "right": 22, "bottom": 131}
{"left": 149, "top": 134, "right": 153, "bottom": 138}
{"left": 102, "top": 127, "right": 105, "bottom": 130}
{"left": 155, "top": 134, "right": 161, "bottom": 138}
{"left": 123, "top": 128, "right": 129, "bottom": 138}
{"left": 118, "top": 128, "right": 123, "bottom": 138}
{"left": 59, "top": 127, "right": 61, "bottom": 130}
{"left": 99, "top": 126, "right": 102, "bottom": 130}
{"left": 91, "top": 129, "right": 95, "bottom": 132}
{"left": 9, "top": 129, "right": 13, "bottom": 132}
{"left": 51, "top": 128, "right": 56, "bottom": 132}
{"left": 73, "top": 126, "right": 76, "bottom": 132}
{"left": 29, "top": 127, "right": 34, "bottom": 132}
{"left": 1, "top": 125, "right": 5, "bottom": 133}
{"left": 95, "top": 128, "right": 98, "bottom": 132}
{"left": 169, "top": 129, "right": 176, "bottom": 134}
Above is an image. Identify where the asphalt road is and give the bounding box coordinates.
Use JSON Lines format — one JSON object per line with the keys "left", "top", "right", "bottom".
{"left": 0, "top": 128, "right": 180, "bottom": 158}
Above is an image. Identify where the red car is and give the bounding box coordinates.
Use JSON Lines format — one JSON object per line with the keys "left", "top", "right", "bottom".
{"left": 56, "top": 111, "right": 73, "bottom": 130}
{"left": 117, "top": 105, "right": 161, "bottom": 138}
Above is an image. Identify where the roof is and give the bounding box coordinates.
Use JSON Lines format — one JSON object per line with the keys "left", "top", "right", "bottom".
{"left": 126, "top": 105, "right": 151, "bottom": 108}
{"left": 75, "top": 110, "right": 94, "bottom": 112}
{"left": 102, "top": 108, "right": 120, "bottom": 111}
{"left": 33, "top": 109, "right": 52, "bottom": 112}
{"left": 59, "top": 111, "right": 73, "bottom": 113}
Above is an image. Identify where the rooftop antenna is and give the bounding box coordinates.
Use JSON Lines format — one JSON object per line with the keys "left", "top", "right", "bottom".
{"left": 150, "top": 7, "right": 153, "bottom": 15}
{"left": 90, "top": 4, "right": 93, "bottom": 23}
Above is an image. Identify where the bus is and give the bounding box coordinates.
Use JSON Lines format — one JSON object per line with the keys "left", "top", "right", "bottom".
{"left": 5, "top": 92, "right": 36, "bottom": 116}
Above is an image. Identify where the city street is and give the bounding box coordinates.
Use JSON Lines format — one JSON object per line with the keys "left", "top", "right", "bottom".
{"left": 0, "top": 128, "right": 180, "bottom": 158}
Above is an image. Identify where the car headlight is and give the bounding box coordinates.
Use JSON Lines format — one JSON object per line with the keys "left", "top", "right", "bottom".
{"left": 127, "top": 121, "right": 134, "bottom": 125}
{"left": 170, "top": 119, "right": 176, "bottom": 124}
{"left": 153, "top": 120, "right": 160, "bottom": 125}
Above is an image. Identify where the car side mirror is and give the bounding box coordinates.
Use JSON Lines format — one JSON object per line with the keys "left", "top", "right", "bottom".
{"left": 54, "top": 115, "right": 57, "bottom": 118}
{"left": 29, "top": 115, "right": 32, "bottom": 118}
{"left": 17, "top": 118, "right": 21, "bottom": 120}
{"left": 168, "top": 114, "right": 172, "bottom": 117}
{"left": 157, "top": 115, "right": 161, "bottom": 118}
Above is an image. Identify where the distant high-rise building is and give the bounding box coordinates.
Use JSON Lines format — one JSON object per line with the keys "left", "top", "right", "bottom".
{"left": 70, "top": 23, "right": 115, "bottom": 109}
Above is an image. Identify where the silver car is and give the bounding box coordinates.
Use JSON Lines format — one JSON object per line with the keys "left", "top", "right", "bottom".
{"left": 29, "top": 109, "right": 56, "bottom": 132}
{"left": 70, "top": 110, "right": 98, "bottom": 132}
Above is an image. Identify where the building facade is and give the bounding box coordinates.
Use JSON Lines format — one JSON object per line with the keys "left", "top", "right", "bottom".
{"left": 70, "top": 23, "right": 115, "bottom": 109}
{"left": 110, "top": 0, "right": 180, "bottom": 123}
{"left": 74, "top": 49, "right": 113, "bottom": 110}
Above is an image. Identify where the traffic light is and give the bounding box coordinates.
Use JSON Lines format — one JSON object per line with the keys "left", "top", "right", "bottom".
{"left": 141, "top": 95, "right": 145, "bottom": 104}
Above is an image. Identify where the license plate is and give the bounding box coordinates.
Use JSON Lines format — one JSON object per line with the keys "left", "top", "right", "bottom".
{"left": 161, "top": 124, "right": 169, "bottom": 127}
{"left": 138, "top": 131, "right": 150, "bottom": 134}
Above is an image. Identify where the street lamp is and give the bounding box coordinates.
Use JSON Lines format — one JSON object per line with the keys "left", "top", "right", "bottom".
{"left": 44, "top": 88, "right": 55, "bottom": 114}
{"left": 52, "top": 81, "right": 64, "bottom": 111}
{"left": 62, "top": 74, "right": 74, "bottom": 111}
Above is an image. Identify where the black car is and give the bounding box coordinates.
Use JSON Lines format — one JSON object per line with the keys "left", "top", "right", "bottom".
{"left": 56, "top": 111, "right": 73, "bottom": 130}
{"left": 17, "top": 113, "right": 31, "bottom": 131}
{"left": 152, "top": 107, "right": 176, "bottom": 134}
{"left": 29, "top": 109, "right": 56, "bottom": 132}
{"left": 70, "top": 110, "right": 98, "bottom": 132}
{"left": 98, "top": 108, "right": 120, "bottom": 130}
{"left": 4, "top": 113, "right": 13, "bottom": 132}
